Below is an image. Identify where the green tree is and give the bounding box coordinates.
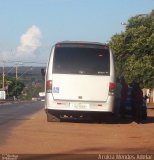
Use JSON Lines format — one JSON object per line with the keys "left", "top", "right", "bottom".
{"left": 110, "top": 10, "right": 154, "bottom": 88}
{"left": 8, "top": 78, "right": 25, "bottom": 97}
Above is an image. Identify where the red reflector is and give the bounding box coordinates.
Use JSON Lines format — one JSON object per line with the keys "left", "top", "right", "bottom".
{"left": 109, "top": 82, "right": 116, "bottom": 92}
{"left": 57, "top": 102, "right": 66, "bottom": 105}
{"left": 57, "top": 102, "right": 62, "bottom": 105}
{"left": 79, "top": 44, "right": 85, "bottom": 47}
{"left": 56, "top": 44, "right": 61, "bottom": 47}
{"left": 46, "top": 80, "right": 52, "bottom": 90}
{"left": 100, "top": 45, "right": 108, "bottom": 49}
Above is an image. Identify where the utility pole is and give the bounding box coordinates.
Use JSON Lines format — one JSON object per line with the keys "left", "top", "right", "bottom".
{"left": 16, "top": 64, "right": 18, "bottom": 80}
{"left": 2, "top": 61, "right": 5, "bottom": 90}
{"left": 15, "top": 62, "right": 23, "bottom": 80}
{"left": 2, "top": 63, "right": 5, "bottom": 89}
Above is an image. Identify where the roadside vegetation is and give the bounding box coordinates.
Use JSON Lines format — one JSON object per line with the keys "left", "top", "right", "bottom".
{"left": 109, "top": 10, "right": 154, "bottom": 88}
{"left": 0, "top": 68, "right": 44, "bottom": 100}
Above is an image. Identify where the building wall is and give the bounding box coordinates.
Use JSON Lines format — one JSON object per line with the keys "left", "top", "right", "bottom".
{"left": 143, "top": 88, "right": 154, "bottom": 103}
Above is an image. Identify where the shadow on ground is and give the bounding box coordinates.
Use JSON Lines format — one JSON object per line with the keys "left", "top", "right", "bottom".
{"left": 60, "top": 109, "right": 154, "bottom": 124}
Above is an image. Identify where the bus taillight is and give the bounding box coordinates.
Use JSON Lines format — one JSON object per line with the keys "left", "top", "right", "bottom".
{"left": 46, "top": 80, "right": 52, "bottom": 92}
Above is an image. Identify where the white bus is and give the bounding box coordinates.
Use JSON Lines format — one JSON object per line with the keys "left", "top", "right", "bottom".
{"left": 45, "top": 41, "right": 116, "bottom": 122}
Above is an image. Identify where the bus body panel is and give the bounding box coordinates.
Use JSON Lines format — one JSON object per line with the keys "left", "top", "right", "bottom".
{"left": 52, "top": 74, "right": 110, "bottom": 102}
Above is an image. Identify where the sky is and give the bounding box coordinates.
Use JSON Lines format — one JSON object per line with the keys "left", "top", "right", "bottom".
{"left": 0, "top": 0, "right": 154, "bottom": 66}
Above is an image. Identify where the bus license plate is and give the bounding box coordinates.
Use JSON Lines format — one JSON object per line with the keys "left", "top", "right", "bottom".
{"left": 70, "top": 103, "right": 90, "bottom": 110}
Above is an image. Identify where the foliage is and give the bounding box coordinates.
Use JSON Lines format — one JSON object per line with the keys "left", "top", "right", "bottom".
{"left": 21, "top": 83, "right": 44, "bottom": 100}
{"left": 7, "top": 78, "right": 25, "bottom": 97}
{"left": 109, "top": 10, "right": 154, "bottom": 88}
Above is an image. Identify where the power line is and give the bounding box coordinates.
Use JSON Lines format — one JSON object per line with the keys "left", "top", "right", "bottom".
{"left": 2, "top": 60, "right": 46, "bottom": 65}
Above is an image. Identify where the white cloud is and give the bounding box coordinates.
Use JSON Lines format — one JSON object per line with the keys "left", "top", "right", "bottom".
{"left": 17, "top": 25, "right": 42, "bottom": 58}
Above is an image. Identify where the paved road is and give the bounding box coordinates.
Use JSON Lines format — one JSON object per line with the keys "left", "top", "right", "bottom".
{"left": 0, "top": 102, "right": 154, "bottom": 160}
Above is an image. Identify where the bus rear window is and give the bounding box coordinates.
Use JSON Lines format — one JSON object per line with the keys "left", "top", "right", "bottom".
{"left": 53, "top": 46, "right": 110, "bottom": 75}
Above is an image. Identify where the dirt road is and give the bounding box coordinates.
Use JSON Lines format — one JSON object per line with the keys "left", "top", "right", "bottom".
{"left": 0, "top": 102, "right": 154, "bottom": 159}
